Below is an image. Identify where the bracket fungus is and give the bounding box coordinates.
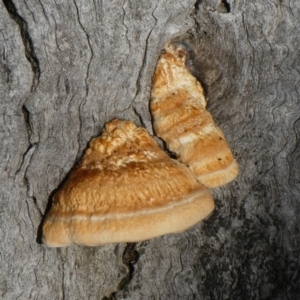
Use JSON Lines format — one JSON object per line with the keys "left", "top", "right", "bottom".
{"left": 42, "top": 119, "right": 214, "bottom": 247}
{"left": 151, "top": 42, "right": 239, "bottom": 188}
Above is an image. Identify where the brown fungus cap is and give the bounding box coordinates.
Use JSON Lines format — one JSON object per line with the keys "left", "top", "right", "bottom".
{"left": 42, "top": 119, "right": 214, "bottom": 247}
{"left": 151, "top": 42, "right": 239, "bottom": 188}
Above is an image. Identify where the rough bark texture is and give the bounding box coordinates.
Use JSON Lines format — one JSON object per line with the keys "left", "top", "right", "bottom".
{"left": 1, "top": 0, "right": 299, "bottom": 299}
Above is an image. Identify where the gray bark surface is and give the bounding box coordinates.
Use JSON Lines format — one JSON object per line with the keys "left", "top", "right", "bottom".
{"left": 1, "top": 0, "right": 299, "bottom": 299}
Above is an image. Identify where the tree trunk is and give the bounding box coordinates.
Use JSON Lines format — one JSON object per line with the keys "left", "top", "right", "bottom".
{"left": 1, "top": 0, "right": 299, "bottom": 299}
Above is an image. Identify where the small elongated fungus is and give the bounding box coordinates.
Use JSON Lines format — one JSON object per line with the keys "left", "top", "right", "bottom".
{"left": 42, "top": 119, "right": 214, "bottom": 247}
{"left": 151, "top": 42, "right": 239, "bottom": 188}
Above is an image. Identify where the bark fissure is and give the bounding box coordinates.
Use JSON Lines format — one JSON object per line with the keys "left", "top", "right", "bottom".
{"left": 36, "top": 0, "right": 49, "bottom": 22}
{"left": 17, "top": 105, "right": 42, "bottom": 215}
{"left": 217, "top": 0, "right": 230, "bottom": 13}
{"left": 22, "top": 105, "right": 32, "bottom": 138}
{"left": 194, "top": 0, "right": 202, "bottom": 13}
{"left": 121, "top": 1, "right": 130, "bottom": 50}
{"left": 61, "top": 259, "right": 66, "bottom": 300}
{"left": 192, "top": 0, "right": 201, "bottom": 31}
{"left": 102, "top": 243, "right": 139, "bottom": 300}
{"left": 118, "top": 243, "right": 139, "bottom": 290}
{"left": 73, "top": 0, "right": 93, "bottom": 98}
{"left": 2, "top": 0, "right": 40, "bottom": 91}
{"left": 15, "top": 143, "right": 36, "bottom": 179}
{"left": 16, "top": 142, "right": 43, "bottom": 216}
{"left": 132, "top": 4, "right": 157, "bottom": 104}
{"left": 132, "top": 106, "right": 147, "bottom": 128}
{"left": 32, "top": 196, "right": 42, "bottom": 216}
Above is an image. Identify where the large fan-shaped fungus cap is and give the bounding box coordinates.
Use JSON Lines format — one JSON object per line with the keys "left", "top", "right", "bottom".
{"left": 151, "top": 42, "right": 239, "bottom": 188}
{"left": 42, "top": 119, "right": 214, "bottom": 247}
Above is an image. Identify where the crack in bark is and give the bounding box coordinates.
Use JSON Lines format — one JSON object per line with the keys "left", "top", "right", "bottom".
{"left": 32, "top": 196, "right": 42, "bottom": 216}
{"left": 15, "top": 143, "right": 36, "bottom": 178}
{"left": 36, "top": 0, "right": 49, "bottom": 22}
{"left": 61, "top": 257, "right": 66, "bottom": 300}
{"left": 132, "top": 3, "right": 157, "bottom": 104}
{"left": 18, "top": 105, "right": 43, "bottom": 216}
{"left": 16, "top": 143, "right": 43, "bottom": 217}
{"left": 22, "top": 104, "right": 32, "bottom": 137}
{"left": 72, "top": 0, "right": 94, "bottom": 156}
{"left": 73, "top": 0, "right": 94, "bottom": 97}
{"left": 102, "top": 243, "right": 139, "bottom": 300}
{"left": 121, "top": 1, "right": 130, "bottom": 49}
{"left": 217, "top": 0, "right": 231, "bottom": 13}
{"left": 0, "top": 39, "right": 12, "bottom": 85}
{"left": 132, "top": 106, "right": 147, "bottom": 128}
{"left": 194, "top": 0, "right": 202, "bottom": 12}
{"left": 2, "top": 0, "right": 40, "bottom": 91}
{"left": 191, "top": 0, "right": 201, "bottom": 32}
{"left": 118, "top": 243, "right": 139, "bottom": 290}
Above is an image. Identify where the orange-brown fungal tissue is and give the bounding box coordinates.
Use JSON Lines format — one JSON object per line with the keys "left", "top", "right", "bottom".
{"left": 42, "top": 119, "right": 214, "bottom": 247}
{"left": 151, "top": 43, "right": 239, "bottom": 188}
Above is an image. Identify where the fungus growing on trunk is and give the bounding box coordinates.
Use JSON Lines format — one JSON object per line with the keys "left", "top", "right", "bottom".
{"left": 42, "top": 119, "right": 214, "bottom": 247}
{"left": 151, "top": 42, "right": 239, "bottom": 188}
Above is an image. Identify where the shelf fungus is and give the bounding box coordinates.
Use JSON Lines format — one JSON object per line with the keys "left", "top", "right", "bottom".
{"left": 150, "top": 42, "right": 239, "bottom": 188}
{"left": 42, "top": 119, "right": 214, "bottom": 247}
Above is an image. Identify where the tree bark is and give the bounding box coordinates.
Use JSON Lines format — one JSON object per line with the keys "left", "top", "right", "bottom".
{"left": 1, "top": 0, "right": 299, "bottom": 299}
